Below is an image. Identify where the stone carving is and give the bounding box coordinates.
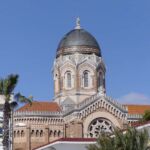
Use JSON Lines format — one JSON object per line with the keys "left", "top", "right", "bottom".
{"left": 88, "top": 118, "right": 113, "bottom": 138}
{"left": 75, "top": 17, "right": 81, "bottom": 29}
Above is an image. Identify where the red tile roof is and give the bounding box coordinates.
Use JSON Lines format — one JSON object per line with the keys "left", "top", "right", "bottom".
{"left": 125, "top": 104, "right": 150, "bottom": 114}
{"left": 17, "top": 101, "right": 150, "bottom": 115}
{"left": 131, "top": 121, "right": 150, "bottom": 127}
{"left": 17, "top": 101, "right": 61, "bottom": 112}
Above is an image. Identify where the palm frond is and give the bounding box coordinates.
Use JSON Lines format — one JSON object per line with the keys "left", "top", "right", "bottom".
{"left": 9, "top": 101, "right": 18, "bottom": 109}
{"left": 6, "top": 74, "right": 19, "bottom": 94}
{"left": 14, "top": 93, "right": 32, "bottom": 105}
{"left": 1, "top": 74, "right": 19, "bottom": 99}
{"left": 0, "top": 79, "right": 3, "bottom": 94}
{"left": 87, "top": 127, "right": 149, "bottom": 150}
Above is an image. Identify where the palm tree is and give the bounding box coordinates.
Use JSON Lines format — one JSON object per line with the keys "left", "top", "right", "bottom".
{"left": 0, "top": 74, "right": 32, "bottom": 149}
{"left": 87, "top": 128, "right": 149, "bottom": 150}
{"left": 143, "top": 110, "right": 150, "bottom": 122}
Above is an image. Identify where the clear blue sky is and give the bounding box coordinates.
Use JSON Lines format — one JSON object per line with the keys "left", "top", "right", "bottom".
{"left": 0, "top": 0, "right": 150, "bottom": 104}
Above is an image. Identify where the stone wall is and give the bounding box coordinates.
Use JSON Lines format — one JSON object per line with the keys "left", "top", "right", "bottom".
{"left": 13, "top": 124, "right": 64, "bottom": 150}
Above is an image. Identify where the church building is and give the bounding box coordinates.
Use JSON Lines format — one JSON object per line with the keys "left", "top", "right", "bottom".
{"left": 13, "top": 19, "right": 150, "bottom": 150}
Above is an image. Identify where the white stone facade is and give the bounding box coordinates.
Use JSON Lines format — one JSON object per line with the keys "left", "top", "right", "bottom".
{"left": 53, "top": 53, "right": 106, "bottom": 106}
{"left": 13, "top": 23, "right": 145, "bottom": 150}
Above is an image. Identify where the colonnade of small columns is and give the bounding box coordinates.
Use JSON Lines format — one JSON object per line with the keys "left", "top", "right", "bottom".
{"left": 77, "top": 99, "right": 127, "bottom": 121}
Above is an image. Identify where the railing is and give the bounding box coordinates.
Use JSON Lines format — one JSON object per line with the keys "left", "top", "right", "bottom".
{"left": 63, "top": 92, "right": 128, "bottom": 115}
{"left": 127, "top": 114, "right": 143, "bottom": 119}
{"left": 14, "top": 111, "right": 62, "bottom": 117}
{"left": 14, "top": 93, "right": 128, "bottom": 118}
{"left": 105, "top": 96, "right": 128, "bottom": 112}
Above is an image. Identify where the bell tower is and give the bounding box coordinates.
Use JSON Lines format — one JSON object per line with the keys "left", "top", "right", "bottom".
{"left": 53, "top": 18, "right": 106, "bottom": 109}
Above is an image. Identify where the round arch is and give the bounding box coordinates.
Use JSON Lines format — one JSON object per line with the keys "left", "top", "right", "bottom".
{"left": 83, "top": 111, "right": 122, "bottom": 137}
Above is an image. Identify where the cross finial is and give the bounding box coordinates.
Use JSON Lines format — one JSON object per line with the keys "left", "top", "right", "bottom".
{"left": 75, "top": 17, "right": 81, "bottom": 29}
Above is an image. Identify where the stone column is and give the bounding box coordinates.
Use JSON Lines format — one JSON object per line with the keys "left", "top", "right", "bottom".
{"left": 26, "top": 126, "right": 31, "bottom": 150}
{"left": 45, "top": 126, "right": 49, "bottom": 144}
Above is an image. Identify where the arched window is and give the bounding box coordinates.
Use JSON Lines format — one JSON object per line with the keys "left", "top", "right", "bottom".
{"left": 17, "top": 131, "right": 20, "bottom": 137}
{"left": 21, "top": 130, "right": 25, "bottom": 137}
{"left": 14, "top": 131, "right": 16, "bottom": 138}
{"left": 54, "top": 130, "right": 57, "bottom": 137}
{"left": 31, "top": 130, "right": 34, "bottom": 137}
{"left": 66, "top": 71, "right": 71, "bottom": 88}
{"left": 99, "top": 72, "right": 103, "bottom": 87}
{"left": 49, "top": 130, "right": 53, "bottom": 137}
{"left": 83, "top": 71, "right": 89, "bottom": 87}
{"left": 40, "top": 130, "right": 43, "bottom": 137}
{"left": 36, "top": 130, "right": 39, "bottom": 137}
{"left": 58, "top": 130, "right": 61, "bottom": 137}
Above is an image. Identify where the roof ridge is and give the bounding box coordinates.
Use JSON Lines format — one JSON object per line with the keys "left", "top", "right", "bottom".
{"left": 124, "top": 104, "right": 150, "bottom": 106}
{"left": 16, "top": 101, "right": 61, "bottom": 112}
{"left": 33, "top": 138, "right": 96, "bottom": 150}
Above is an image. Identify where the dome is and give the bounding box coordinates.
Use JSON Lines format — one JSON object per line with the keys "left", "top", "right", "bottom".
{"left": 56, "top": 19, "right": 101, "bottom": 57}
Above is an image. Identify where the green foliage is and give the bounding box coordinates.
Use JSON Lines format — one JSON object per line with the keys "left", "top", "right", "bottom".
{"left": 0, "top": 74, "right": 18, "bottom": 101}
{"left": 87, "top": 128, "right": 149, "bottom": 150}
{"left": 143, "top": 110, "right": 150, "bottom": 122}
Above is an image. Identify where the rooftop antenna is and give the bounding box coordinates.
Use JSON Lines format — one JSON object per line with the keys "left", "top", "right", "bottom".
{"left": 75, "top": 17, "right": 81, "bottom": 29}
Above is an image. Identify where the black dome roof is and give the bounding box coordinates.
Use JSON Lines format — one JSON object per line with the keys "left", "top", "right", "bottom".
{"left": 56, "top": 28, "right": 101, "bottom": 57}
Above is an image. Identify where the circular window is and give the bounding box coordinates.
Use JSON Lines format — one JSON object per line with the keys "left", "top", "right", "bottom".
{"left": 88, "top": 118, "right": 114, "bottom": 138}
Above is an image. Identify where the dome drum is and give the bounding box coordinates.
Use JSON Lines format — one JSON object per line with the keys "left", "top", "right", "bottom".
{"left": 56, "top": 45, "right": 100, "bottom": 57}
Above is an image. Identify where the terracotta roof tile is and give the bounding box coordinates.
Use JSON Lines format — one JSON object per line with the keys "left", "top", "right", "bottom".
{"left": 17, "top": 101, "right": 61, "bottom": 112}
{"left": 131, "top": 121, "right": 150, "bottom": 127}
{"left": 124, "top": 104, "right": 150, "bottom": 114}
